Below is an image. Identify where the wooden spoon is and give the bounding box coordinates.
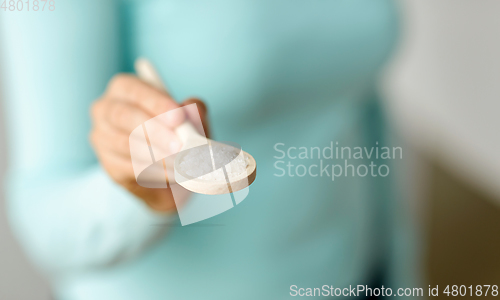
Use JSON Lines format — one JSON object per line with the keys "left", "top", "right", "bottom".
{"left": 134, "top": 58, "right": 256, "bottom": 195}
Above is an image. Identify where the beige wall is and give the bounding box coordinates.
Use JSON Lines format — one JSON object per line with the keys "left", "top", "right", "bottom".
{"left": 385, "top": 0, "right": 500, "bottom": 295}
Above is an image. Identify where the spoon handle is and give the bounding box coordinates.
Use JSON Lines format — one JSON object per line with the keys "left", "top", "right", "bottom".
{"left": 134, "top": 58, "right": 168, "bottom": 92}
{"left": 134, "top": 58, "right": 202, "bottom": 145}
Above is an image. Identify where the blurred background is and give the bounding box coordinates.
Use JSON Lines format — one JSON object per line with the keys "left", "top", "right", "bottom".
{"left": 1, "top": 0, "right": 499, "bottom": 298}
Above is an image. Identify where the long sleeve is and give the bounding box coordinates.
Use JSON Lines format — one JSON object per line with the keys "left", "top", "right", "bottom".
{"left": 0, "top": 0, "right": 171, "bottom": 276}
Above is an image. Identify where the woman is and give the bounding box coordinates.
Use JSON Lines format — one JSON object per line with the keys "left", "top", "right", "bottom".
{"left": 0, "top": 0, "right": 419, "bottom": 299}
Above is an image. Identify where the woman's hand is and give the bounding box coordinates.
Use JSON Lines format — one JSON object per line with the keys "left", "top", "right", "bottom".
{"left": 90, "top": 74, "right": 208, "bottom": 212}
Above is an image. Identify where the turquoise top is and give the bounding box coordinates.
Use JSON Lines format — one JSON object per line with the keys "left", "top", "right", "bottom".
{"left": 1, "top": 0, "right": 419, "bottom": 299}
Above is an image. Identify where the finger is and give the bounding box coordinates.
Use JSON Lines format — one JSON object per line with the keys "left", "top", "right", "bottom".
{"left": 106, "top": 74, "right": 185, "bottom": 127}
{"left": 90, "top": 127, "right": 133, "bottom": 159}
{"left": 91, "top": 99, "right": 183, "bottom": 161}
{"left": 91, "top": 122, "right": 180, "bottom": 170}
{"left": 97, "top": 146, "right": 177, "bottom": 210}
{"left": 100, "top": 150, "right": 177, "bottom": 211}
{"left": 97, "top": 140, "right": 176, "bottom": 189}
{"left": 94, "top": 100, "right": 153, "bottom": 134}
{"left": 183, "top": 98, "right": 207, "bottom": 117}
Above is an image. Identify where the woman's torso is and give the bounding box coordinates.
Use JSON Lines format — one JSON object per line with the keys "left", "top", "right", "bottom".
{"left": 58, "top": 1, "right": 399, "bottom": 299}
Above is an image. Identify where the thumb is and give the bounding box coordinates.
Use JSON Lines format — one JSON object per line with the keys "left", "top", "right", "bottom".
{"left": 181, "top": 98, "right": 210, "bottom": 138}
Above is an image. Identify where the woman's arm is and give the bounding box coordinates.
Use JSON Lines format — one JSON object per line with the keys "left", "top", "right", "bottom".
{"left": 0, "top": 1, "right": 171, "bottom": 275}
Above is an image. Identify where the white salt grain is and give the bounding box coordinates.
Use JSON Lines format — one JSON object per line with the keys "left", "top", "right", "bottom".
{"left": 178, "top": 143, "right": 249, "bottom": 181}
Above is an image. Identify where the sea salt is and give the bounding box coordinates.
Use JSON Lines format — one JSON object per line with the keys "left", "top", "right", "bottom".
{"left": 178, "top": 143, "right": 249, "bottom": 181}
